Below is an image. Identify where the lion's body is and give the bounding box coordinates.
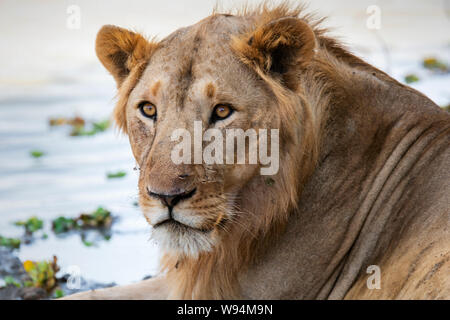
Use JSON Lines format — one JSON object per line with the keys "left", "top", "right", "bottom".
{"left": 66, "top": 3, "right": 449, "bottom": 300}
{"left": 240, "top": 68, "right": 450, "bottom": 299}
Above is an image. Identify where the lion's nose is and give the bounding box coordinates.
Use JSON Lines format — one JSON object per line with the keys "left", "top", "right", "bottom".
{"left": 147, "top": 188, "right": 196, "bottom": 208}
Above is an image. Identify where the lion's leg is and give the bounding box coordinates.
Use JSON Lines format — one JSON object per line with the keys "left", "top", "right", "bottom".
{"left": 60, "top": 276, "right": 168, "bottom": 300}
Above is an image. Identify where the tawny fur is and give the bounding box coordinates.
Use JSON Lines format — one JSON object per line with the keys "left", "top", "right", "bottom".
{"left": 65, "top": 2, "right": 449, "bottom": 300}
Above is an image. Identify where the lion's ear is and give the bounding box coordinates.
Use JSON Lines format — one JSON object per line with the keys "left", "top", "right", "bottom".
{"left": 232, "top": 17, "right": 315, "bottom": 88}
{"left": 95, "top": 25, "right": 156, "bottom": 87}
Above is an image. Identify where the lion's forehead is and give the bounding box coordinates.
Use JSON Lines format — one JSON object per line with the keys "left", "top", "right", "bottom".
{"left": 148, "top": 23, "right": 241, "bottom": 75}
{"left": 135, "top": 18, "right": 258, "bottom": 107}
{"left": 148, "top": 16, "right": 249, "bottom": 73}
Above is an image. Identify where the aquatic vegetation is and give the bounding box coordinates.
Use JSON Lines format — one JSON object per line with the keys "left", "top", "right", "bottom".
{"left": 403, "top": 57, "right": 449, "bottom": 86}
{"left": 14, "top": 216, "right": 44, "bottom": 235}
{"left": 49, "top": 116, "right": 85, "bottom": 127}
{"left": 22, "top": 256, "right": 60, "bottom": 292}
{"left": 422, "top": 57, "right": 449, "bottom": 73}
{"left": 78, "top": 207, "right": 113, "bottom": 228}
{"left": 1, "top": 256, "right": 62, "bottom": 295}
{"left": 404, "top": 74, "right": 419, "bottom": 84}
{"left": 92, "top": 120, "right": 110, "bottom": 132}
{"left": 70, "top": 119, "right": 110, "bottom": 136}
{"left": 49, "top": 115, "right": 110, "bottom": 137}
{"left": 107, "top": 171, "right": 127, "bottom": 179}
{"left": 51, "top": 216, "right": 78, "bottom": 234}
{"left": 53, "top": 288, "right": 65, "bottom": 298}
{"left": 0, "top": 236, "right": 21, "bottom": 249}
{"left": 30, "top": 150, "right": 45, "bottom": 158}
{"left": 52, "top": 207, "right": 113, "bottom": 234}
{"left": 3, "top": 276, "right": 21, "bottom": 288}
{"left": 82, "top": 240, "right": 94, "bottom": 247}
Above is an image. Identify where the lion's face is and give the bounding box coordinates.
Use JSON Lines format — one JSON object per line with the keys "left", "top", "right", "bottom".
{"left": 128, "top": 18, "right": 280, "bottom": 255}
{"left": 96, "top": 14, "right": 315, "bottom": 256}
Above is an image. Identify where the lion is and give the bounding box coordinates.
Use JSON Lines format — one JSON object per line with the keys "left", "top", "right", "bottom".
{"left": 65, "top": 3, "right": 450, "bottom": 299}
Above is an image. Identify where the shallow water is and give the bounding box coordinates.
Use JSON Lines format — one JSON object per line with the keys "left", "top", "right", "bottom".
{"left": 0, "top": 75, "right": 161, "bottom": 285}
{"left": 0, "top": 0, "right": 448, "bottom": 287}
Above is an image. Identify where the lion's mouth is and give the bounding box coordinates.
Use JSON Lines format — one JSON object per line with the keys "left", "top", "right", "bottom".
{"left": 154, "top": 218, "right": 211, "bottom": 234}
{"left": 151, "top": 216, "right": 218, "bottom": 255}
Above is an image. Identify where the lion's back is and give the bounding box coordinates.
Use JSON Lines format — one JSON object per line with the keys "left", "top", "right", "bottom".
{"left": 345, "top": 117, "right": 450, "bottom": 299}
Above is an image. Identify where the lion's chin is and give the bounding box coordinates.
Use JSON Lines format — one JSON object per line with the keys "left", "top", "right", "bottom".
{"left": 151, "top": 220, "right": 217, "bottom": 257}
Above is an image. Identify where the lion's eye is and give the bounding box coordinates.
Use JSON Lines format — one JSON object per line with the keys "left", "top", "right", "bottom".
{"left": 211, "top": 104, "right": 233, "bottom": 123}
{"left": 139, "top": 102, "right": 157, "bottom": 119}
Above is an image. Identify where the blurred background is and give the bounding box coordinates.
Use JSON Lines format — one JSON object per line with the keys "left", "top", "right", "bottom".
{"left": 0, "top": 0, "right": 449, "bottom": 297}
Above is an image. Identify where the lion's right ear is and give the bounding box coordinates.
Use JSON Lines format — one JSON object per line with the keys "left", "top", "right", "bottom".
{"left": 95, "top": 25, "right": 156, "bottom": 87}
{"left": 231, "top": 17, "right": 316, "bottom": 90}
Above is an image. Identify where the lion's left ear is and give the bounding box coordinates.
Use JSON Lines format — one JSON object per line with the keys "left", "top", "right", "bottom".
{"left": 232, "top": 17, "right": 315, "bottom": 88}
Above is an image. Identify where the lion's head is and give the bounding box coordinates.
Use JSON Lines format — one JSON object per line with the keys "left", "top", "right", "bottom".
{"left": 96, "top": 3, "right": 320, "bottom": 298}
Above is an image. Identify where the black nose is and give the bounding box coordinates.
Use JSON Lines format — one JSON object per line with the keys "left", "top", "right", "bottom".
{"left": 147, "top": 188, "right": 196, "bottom": 208}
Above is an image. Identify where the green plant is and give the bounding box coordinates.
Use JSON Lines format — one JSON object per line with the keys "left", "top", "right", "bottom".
{"left": 52, "top": 216, "right": 78, "bottom": 234}
{"left": 23, "top": 256, "right": 60, "bottom": 292}
{"left": 53, "top": 288, "right": 65, "bottom": 298}
{"left": 51, "top": 207, "right": 113, "bottom": 234}
{"left": 70, "top": 119, "right": 110, "bottom": 136}
{"left": 82, "top": 240, "right": 94, "bottom": 247}
{"left": 404, "top": 74, "right": 419, "bottom": 84}
{"left": 14, "top": 216, "right": 44, "bottom": 234}
{"left": 49, "top": 116, "right": 85, "bottom": 127}
{"left": 0, "top": 236, "right": 21, "bottom": 249}
{"left": 30, "top": 150, "right": 45, "bottom": 158}
{"left": 78, "top": 207, "right": 112, "bottom": 228}
{"left": 423, "top": 57, "right": 448, "bottom": 72}
{"left": 3, "top": 276, "right": 21, "bottom": 288}
{"left": 106, "top": 171, "right": 127, "bottom": 179}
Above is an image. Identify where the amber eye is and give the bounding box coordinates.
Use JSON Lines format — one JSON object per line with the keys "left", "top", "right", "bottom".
{"left": 211, "top": 104, "right": 234, "bottom": 123}
{"left": 139, "top": 102, "right": 157, "bottom": 119}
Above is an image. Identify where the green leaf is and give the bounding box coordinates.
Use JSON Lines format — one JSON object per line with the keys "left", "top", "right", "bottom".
{"left": 52, "top": 216, "right": 77, "bottom": 234}
{"left": 106, "top": 171, "right": 127, "bottom": 179}
{"left": 404, "top": 74, "right": 419, "bottom": 84}
{"left": 51, "top": 207, "right": 112, "bottom": 239}
{"left": 22, "top": 257, "right": 60, "bottom": 292}
{"left": 4, "top": 276, "right": 21, "bottom": 288}
{"left": 30, "top": 150, "right": 45, "bottom": 158}
{"left": 70, "top": 119, "right": 110, "bottom": 137}
{"left": 14, "top": 216, "right": 44, "bottom": 234}
{"left": 53, "top": 289, "right": 65, "bottom": 298}
{"left": 23, "top": 280, "right": 33, "bottom": 288}
{"left": 0, "top": 236, "right": 21, "bottom": 249}
{"left": 92, "top": 120, "right": 110, "bottom": 132}
{"left": 82, "top": 240, "right": 94, "bottom": 247}
{"left": 423, "top": 57, "right": 448, "bottom": 72}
